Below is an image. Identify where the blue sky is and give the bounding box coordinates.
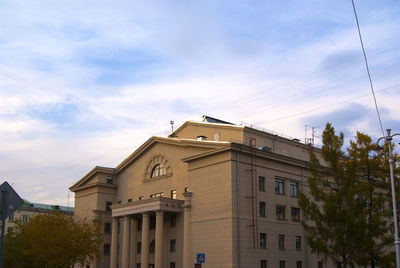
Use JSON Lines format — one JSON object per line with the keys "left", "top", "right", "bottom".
{"left": 1, "top": 0, "right": 399, "bottom": 206}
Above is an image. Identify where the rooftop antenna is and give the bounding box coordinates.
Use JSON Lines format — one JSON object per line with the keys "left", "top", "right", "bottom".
{"left": 170, "top": 120, "right": 174, "bottom": 132}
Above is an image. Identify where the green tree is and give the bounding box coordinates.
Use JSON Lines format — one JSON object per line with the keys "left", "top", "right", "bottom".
{"left": 299, "top": 123, "right": 394, "bottom": 267}
{"left": 4, "top": 212, "right": 100, "bottom": 268}
{"left": 347, "top": 132, "right": 394, "bottom": 267}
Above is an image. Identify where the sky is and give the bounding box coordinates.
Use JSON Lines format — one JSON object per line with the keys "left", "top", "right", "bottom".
{"left": 1, "top": 0, "right": 399, "bottom": 206}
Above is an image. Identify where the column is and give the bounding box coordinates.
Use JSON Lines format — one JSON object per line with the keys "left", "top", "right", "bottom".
{"left": 141, "top": 213, "right": 150, "bottom": 268}
{"left": 121, "top": 216, "right": 131, "bottom": 268}
{"left": 110, "top": 217, "right": 119, "bottom": 268}
{"left": 130, "top": 218, "right": 138, "bottom": 268}
{"left": 155, "top": 211, "right": 164, "bottom": 268}
{"left": 182, "top": 192, "right": 193, "bottom": 268}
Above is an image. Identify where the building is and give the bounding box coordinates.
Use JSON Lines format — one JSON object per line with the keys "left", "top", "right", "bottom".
{"left": 70, "top": 116, "right": 327, "bottom": 268}
{"left": 3, "top": 200, "right": 74, "bottom": 234}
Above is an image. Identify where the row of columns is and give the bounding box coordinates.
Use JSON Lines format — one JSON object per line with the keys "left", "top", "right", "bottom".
{"left": 110, "top": 192, "right": 192, "bottom": 268}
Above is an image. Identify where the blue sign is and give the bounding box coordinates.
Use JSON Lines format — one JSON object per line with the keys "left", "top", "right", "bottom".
{"left": 197, "top": 253, "right": 205, "bottom": 263}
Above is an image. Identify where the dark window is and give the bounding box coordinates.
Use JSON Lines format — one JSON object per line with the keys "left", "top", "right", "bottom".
{"left": 150, "top": 216, "right": 156, "bottom": 229}
{"left": 8, "top": 213, "right": 14, "bottom": 222}
{"left": 137, "top": 242, "right": 142, "bottom": 254}
{"left": 103, "top": 243, "right": 110, "bottom": 255}
{"left": 275, "top": 179, "right": 284, "bottom": 194}
{"left": 7, "top": 227, "right": 13, "bottom": 234}
{"left": 296, "top": 236, "right": 302, "bottom": 251}
{"left": 149, "top": 240, "right": 155, "bottom": 254}
{"left": 22, "top": 215, "right": 28, "bottom": 222}
{"left": 318, "top": 261, "right": 323, "bottom": 268}
{"left": 279, "top": 260, "right": 285, "bottom": 268}
{"left": 171, "top": 190, "right": 177, "bottom": 199}
{"left": 128, "top": 198, "right": 132, "bottom": 203}
{"left": 278, "top": 234, "right": 285, "bottom": 250}
{"left": 139, "top": 196, "right": 144, "bottom": 200}
{"left": 276, "top": 205, "right": 286, "bottom": 220}
{"left": 104, "top": 222, "right": 111, "bottom": 234}
{"left": 260, "top": 202, "right": 266, "bottom": 217}
{"left": 117, "top": 200, "right": 122, "bottom": 204}
{"left": 137, "top": 264, "right": 141, "bottom": 268}
{"left": 259, "top": 176, "right": 265, "bottom": 192}
{"left": 105, "top": 201, "right": 112, "bottom": 212}
{"left": 291, "top": 207, "right": 300, "bottom": 222}
{"left": 261, "top": 260, "right": 267, "bottom": 268}
{"left": 297, "top": 261, "right": 302, "bottom": 268}
{"left": 170, "top": 239, "right": 176, "bottom": 252}
{"left": 106, "top": 177, "right": 113, "bottom": 184}
{"left": 151, "top": 164, "right": 166, "bottom": 178}
{"left": 184, "top": 187, "right": 189, "bottom": 192}
{"left": 290, "top": 182, "right": 299, "bottom": 197}
{"left": 260, "top": 233, "right": 267, "bottom": 249}
{"left": 170, "top": 215, "right": 177, "bottom": 227}
{"left": 138, "top": 218, "right": 142, "bottom": 231}
{"left": 170, "top": 262, "right": 176, "bottom": 268}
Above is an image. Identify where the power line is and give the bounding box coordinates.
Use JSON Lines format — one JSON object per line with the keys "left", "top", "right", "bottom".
{"left": 351, "top": 0, "right": 385, "bottom": 137}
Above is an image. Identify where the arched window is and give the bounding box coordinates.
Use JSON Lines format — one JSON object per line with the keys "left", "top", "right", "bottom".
{"left": 151, "top": 164, "right": 166, "bottom": 178}
{"left": 149, "top": 239, "right": 155, "bottom": 254}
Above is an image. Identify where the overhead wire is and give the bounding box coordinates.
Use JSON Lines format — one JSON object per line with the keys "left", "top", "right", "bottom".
{"left": 351, "top": 0, "right": 385, "bottom": 136}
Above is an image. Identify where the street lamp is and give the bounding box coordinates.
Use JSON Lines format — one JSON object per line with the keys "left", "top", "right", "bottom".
{"left": 377, "top": 129, "right": 400, "bottom": 268}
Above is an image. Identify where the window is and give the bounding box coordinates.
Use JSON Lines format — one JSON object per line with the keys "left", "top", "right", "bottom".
{"left": 170, "top": 215, "right": 176, "bottom": 227}
{"left": 128, "top": 198, "right": 132, "bottom": 202}
{"left": 22, "top": 214, "right": 28, "bottom": 222}
{"left": 278, "top": 234, "right": 285, "bottom": 250}
{"left": 137, "top": 242, "right": 142, "bottom": 254}
{"left": 296, "top": 261, "right": 302, "bottom": 268}
{"left": 106, "top": 177, "right": 113, "bottom": 184}
{"left": 103, "top": 243, "right": 110, "bottom": 255}
{"left": 279, "top": 260, "right": 285, "bottom": 268}
{"left": 117, "top": 200, "right": 122, "bottom": 204}
{"left": 8, "top": 213, "right": 14, "bottom": 222}
{"left": 170, "top": 239, "right": 176, "bottom": 252}
{"left": 137, "top": 264, "right": 141, "bottom": 268}
{"left": 318, "top": 261, "right": 323, "bottom": 268}
{"left": 184, "top": 187, "right": 189, "bottom": 192}
{"left": 139, "top": 196, "right": 144, "bottom": 200}
{"left": 170, "top": 262, "right": 176, "bottom": 268}
{"left": 296, "top": 236, "right": 302, "bottom": 251}
{"left": 171, "top": 190, "right": 177, "bottom": 199}
{"left": 149, "top": 239, "right": 155, "bottom": 254}
{"left": 276, "top": 205, "right": 286, "bottom": 220}
{"left": 138, "top": 218, "right": 142, "bottom": 230}
{"left": 275, "top": 179, "right": 284, "bottom": 194}
{"left": 150, "top": 192, "right": 164, "bottom": 198}
{"left": 260, "top": 233, "right": 267, "bottom": 249}
{"left": 261, "top": 260, "right": 267, "bottom": 268}
{"left": 7, "top": 227, "right": 13, "bottom": 234}
{"left": 260, "top": 202, "right": 266, "bottom": 217}
{"left": 290, "top": 182, "right": 299, "bottom": 197}
{"left": 104, "top": 222, "right": 111, "bottom": 234}
{"left": 259, "top": 176, "right": 265, "bottom": 192}
{"left": 105, "top": 201, "right": 112, "bottom": 212}
{"left": 151, "top": 164, "right": 166, "bottom": 178}
{"left": 291, "top": 207, "right": 300, "bottom": 222}
{"left": 150, "top": 216, "right": 156, "bottom": 229}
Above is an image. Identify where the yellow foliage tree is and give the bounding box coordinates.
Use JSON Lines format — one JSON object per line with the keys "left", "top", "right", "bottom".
{"left": 4, "top": 212, "right": 100, "bottom": 268}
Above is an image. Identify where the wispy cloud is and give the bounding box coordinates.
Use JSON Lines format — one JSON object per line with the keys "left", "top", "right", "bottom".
{"left": 0, "top": 0, "right": 399, "bottom": 205}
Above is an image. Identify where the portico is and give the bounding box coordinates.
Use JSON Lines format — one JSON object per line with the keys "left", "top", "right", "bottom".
{"left": 110, "top": 194, "right": 191, "bottom": 268}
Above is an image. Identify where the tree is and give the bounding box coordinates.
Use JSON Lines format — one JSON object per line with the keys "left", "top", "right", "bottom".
{"left": 4, "top": 212, "right": 100, "bottom": 268}
{"left": 347, "top": 132, "right": 394, "bottom": 267}
{"left": 299, "top": 123, "right": 395, "bottom": 267}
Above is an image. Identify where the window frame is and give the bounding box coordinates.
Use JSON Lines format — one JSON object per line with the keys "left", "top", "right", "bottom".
{"left": 276, "top": 205, "right": 286, "bottom": 220}
{"left": 260, "top": 201, "right": 266, "bottom": 217}
{"left": 278, "top": 234, "right": 285, "bottom": 250}
{"left": 290, "top": 182, "right": 299, "bottom": 197}
{"left": 259, "top": 176, "right": 265, "bottom": 192}
{"left": 275, "top": 178, "right": 284, "bottom": 195}
{"left": 291, "top": 207, "right": 300, "bottom": 222}
{"left": 260, "top": 233, "right": 267, "bottom": 249}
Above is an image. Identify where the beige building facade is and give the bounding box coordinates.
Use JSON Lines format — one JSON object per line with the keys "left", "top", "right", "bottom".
{"left": 70, "top": 116, "right": 327, "bottom": 268}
